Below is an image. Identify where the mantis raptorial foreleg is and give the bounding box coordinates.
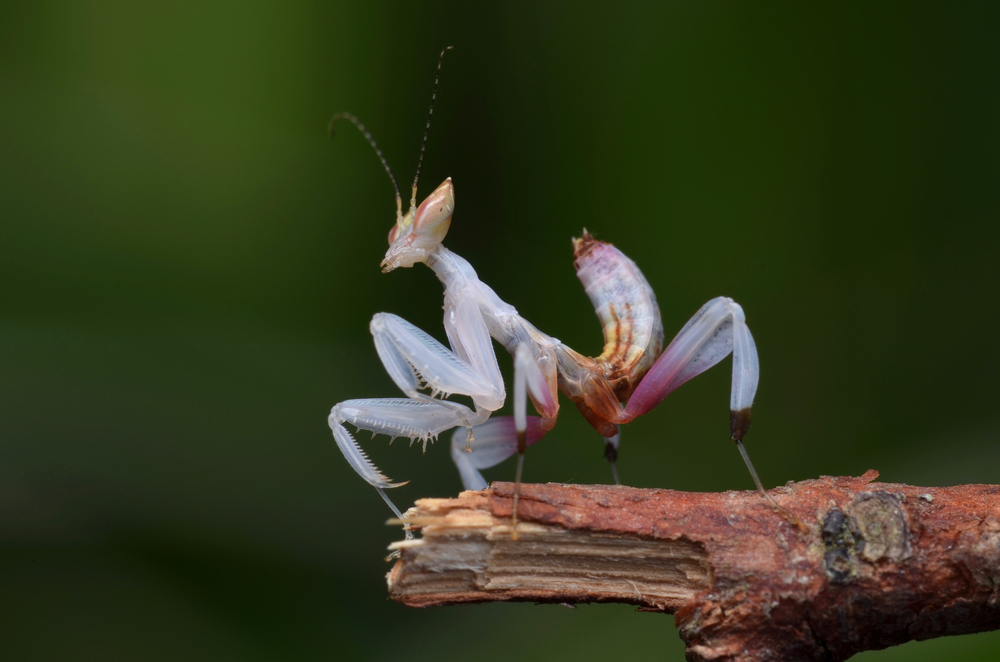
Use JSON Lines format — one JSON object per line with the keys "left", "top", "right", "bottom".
{"left": 328, "top": 310, "right": 506, "bottom": 530}
{"left": 371, "top": 313, "right": 502, "bottom": 410}
{"left": 329, "top": 398, "right": 463, "bottom": 527}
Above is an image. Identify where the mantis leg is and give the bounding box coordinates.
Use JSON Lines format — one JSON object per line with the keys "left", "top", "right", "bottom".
{"left": 622, "top": 297, "right": 768, "bottom": 491}
{"left": 509, "top": 344, "right": 559, "bottom": 538}
{"left": 329, "top": 398, "right": 478, "bottom": 531}
{"left": 446, "top": 342, "right": 557, "bottom": 539}
{"left": 330, "top": 311, "right": 505, "bottom": 526}
{"left": 620, "top": 297, "right": 800, "bottom": 527}
{"left": 604, "top": 427, "right": 621, "bottom": 485}
{"left": 449, "top": 416, "right": 549, "bottom": 491}
{"left": 623, "top": 296, "right": 758, "bottom": 437}
{"left": 371, "top": 312, "right": 503, "bottom": 411}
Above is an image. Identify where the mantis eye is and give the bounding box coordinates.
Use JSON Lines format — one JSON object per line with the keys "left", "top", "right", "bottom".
{"left": 413, "top": 178, "right": 454, "bottom": 236}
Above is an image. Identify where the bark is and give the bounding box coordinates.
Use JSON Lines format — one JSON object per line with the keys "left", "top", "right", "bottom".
{"left": 386, "top": 471, "right": 1000, "bottom": 661}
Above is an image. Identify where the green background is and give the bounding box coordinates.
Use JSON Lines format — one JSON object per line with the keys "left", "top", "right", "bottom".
{"left": 1, "top": 2, "right": 998, "bottom": 660}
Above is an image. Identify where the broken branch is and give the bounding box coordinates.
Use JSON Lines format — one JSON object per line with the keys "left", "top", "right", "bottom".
{"left": 386, "top": 471, "right": 1000, "bottom": 662}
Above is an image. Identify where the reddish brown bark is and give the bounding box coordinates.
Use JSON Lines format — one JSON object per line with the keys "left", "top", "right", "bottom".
{"left": 386, "top": 471, "right": 1000, "bottom": 661}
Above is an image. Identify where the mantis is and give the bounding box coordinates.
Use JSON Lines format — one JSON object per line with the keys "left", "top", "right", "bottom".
{"left": 328, "top": 48, "right": 793, "bottom": 538}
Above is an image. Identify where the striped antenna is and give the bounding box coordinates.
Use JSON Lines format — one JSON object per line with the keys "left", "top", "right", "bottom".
{"left": 330, "top": 112, "right": 403, "bottom": 221}
{"left": 410, "top": 46, "right": 454, "bottom": 214}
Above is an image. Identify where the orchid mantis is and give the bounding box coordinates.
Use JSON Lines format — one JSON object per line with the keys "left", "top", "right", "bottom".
{"left": 328, "top": 48, "right": 793, "bottom": 538}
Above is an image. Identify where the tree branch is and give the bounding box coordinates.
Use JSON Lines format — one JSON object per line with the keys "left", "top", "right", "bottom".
{"left": 386, "top": 471, "right": 1000, "bottom": 662}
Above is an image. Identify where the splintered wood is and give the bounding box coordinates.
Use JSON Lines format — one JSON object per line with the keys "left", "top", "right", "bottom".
{"left": 387, "top": 492, "right": 710, "bottom": 611}
{"left": 386, "top": 474, "right": 1000, "bottom": 662}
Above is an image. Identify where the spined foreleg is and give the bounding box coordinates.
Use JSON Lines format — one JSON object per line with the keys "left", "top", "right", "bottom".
{"left": 330, "top": 398, "right": 476, "bottom": 530}
{"left": 330, "top": 311, "right": 506, "bottom": 528}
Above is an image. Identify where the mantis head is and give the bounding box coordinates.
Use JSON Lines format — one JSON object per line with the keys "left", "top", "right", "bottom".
{"left": 330, "top": 48, "right": 456, "bottom": 273}
{"left": 381, "top": 177, "right": 454, "bottom": 272}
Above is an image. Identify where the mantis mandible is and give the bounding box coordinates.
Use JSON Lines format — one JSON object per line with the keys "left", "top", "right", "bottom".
{"left": 328, "top": 48, "right": 796, "bottom": 538}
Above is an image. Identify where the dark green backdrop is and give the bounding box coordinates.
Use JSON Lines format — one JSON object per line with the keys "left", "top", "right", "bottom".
{"left": 1, "top": 2, "right": 998, "bottom": 660}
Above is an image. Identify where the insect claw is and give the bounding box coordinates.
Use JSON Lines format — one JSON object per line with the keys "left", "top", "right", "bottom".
{"left": 730, "top": 407, "right": 752, "bottom": 444}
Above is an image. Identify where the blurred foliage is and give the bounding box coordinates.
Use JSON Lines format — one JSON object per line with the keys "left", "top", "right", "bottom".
{"left": 1, "top": 1, "right": 999, "bottom": 660}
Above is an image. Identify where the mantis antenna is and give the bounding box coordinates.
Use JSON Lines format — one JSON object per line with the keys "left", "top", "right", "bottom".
{"left": 410, "top": 46, "right": 454, "bottom": 216}
{"left": 329, "top": 111, "right": 404, "bottom": 224}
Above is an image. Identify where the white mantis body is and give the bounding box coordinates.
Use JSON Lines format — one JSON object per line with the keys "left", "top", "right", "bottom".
{"left": 329, "top": 49, "right": 792, "bottom": 538}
